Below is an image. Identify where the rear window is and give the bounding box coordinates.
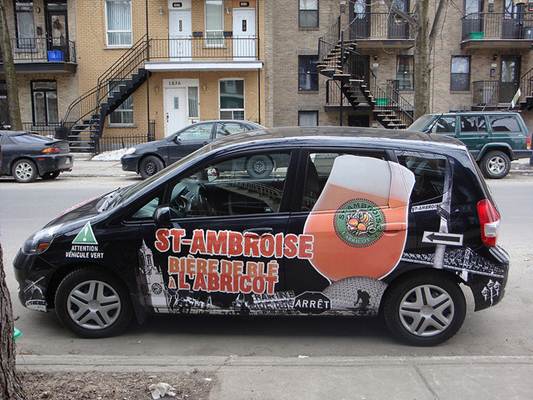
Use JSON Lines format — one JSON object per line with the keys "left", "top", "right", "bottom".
{"left": 488, "top": 115, "right": 521, "bottom": 132}
{"left": 11, "top": 133, "right": 51, "bottom": 144}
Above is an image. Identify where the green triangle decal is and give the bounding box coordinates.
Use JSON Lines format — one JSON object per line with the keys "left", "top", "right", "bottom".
{"left": 72, "top": 222, "right": 98, "bottom": 245}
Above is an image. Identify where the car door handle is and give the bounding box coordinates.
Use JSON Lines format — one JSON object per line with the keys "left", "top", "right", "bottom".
{"left": 243, "top": 227, "right": 273, "bottom": 235}
{"left": 382, "top": 222, "right": 407, "bottom": 232}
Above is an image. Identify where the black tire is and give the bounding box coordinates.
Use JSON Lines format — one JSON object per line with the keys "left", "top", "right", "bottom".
{"left": 41, "top": 171, "right": 60, "bottom": 180}
{"left": 12, "top": 159, "right": 38, "bottom": 183}
{"left": 245, "top": 155, "right": 274, "bottom": 178}
{"left": 139, "top": 155, "right": 164, "bottom": 179}
{"left": 54, "top": 268, "right": 133, "bottom": 338}
{"left": 382, "top": 272, "right": 466, "bottom": 346}
{"left": 480, "top": 150, "right": 511, "bottom": 179}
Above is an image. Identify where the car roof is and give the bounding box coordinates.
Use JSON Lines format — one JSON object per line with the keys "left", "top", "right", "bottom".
{"left": 191, "top": 119, "right": 262, "bottom": 126}
{"left": 203, "top": 126, "right": 465, "bottom": 154}
{"left": 428, "top": 111, "right": 520, "bottom": 116}
{"left": 0, "top": 130, "right": 31, "bottom": 136}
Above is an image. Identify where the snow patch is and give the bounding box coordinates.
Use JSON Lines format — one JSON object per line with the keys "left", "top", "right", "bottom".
{"left": 91, "top": 148, "right": 132, "bottom": 161}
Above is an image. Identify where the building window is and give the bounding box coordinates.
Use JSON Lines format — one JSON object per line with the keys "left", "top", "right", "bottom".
{"left": 299, "top": 0, "right": 319, "bottom": 28}
{"left": 205, "top": 0, "right": 224, "bottom": 46}
{"left": 109, "top": 82, "right": 134, "bottom": 125}
{"left": 14, "top": 0, "right": 35, "bottom": 48}
{"left": 188, "top": 87, "right": 199, "bottom": 118}
{"left": 0, "top": 81, "right": 9, "bottom": 128}
{"left": 105, "top": 0, "right": 132, "bottom": 46}
{"left": 396, "top": 55, "right": 414, "bottom": 91}
{"left": 220, "top": 80, "right": 244, "bottom": 120}
{"left": 298, "top": 111, "right": 319, "bottom": 126}
{"left": 298, "top": 55, "right": 319, "bottom": 91}
{"left": 450, "top": 56, "right": 470, "bottom": 91}
{"left": 31, "top": 81, "right": 58, "bottom": 126}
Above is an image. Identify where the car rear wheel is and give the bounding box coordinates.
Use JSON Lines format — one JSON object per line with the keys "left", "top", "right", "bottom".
{"left": 382, "top": 273, "right": 466, "bottom": 346}
{"left": 55, "top": 268, "right": 133, "bottom": 338}
{"left": 480, "top": 151, "right": 511, "bottom": 179}
{"left": 245, "top": 155, "right": 274, "bottom": 178}
{"left": 41, "top": 171, "right": 60, "bottom": 180}
{"left": 139, "top": 155, "right": 164, "bottom": 179}
{"left": 12, "top": 159, "right": 38, "bottom": 183}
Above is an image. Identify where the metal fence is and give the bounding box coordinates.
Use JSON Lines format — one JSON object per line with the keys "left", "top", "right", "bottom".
{"left": 462, "top": 13, "right": 533, "bottom": 40}
{"left": 97, "top": 135, "right": 149, "bottom": 153}
{"left": 349, "top": 13, "right": 414, "bottom": 40}
{"left": 3, "top": 37, "right": 77, "bottom": 63}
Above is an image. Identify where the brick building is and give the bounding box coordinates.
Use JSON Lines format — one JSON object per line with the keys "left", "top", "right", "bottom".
{"left": 0, "top": 0, "right": 532, "bottom": 152}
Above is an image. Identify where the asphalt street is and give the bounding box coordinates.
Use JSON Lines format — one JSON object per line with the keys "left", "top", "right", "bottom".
{"left": 1, "top": 172, "right": 533, "bottom": 359}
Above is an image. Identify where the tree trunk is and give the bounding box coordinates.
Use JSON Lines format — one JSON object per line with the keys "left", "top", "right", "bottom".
{"left": 0, "top": 244, "right": 26, "bottom": 399}
{"left": 0, "top": 0, "right": 22, "bottom": 130}
{"left": 413, "top": 0, "right": 430, "bottom": 119}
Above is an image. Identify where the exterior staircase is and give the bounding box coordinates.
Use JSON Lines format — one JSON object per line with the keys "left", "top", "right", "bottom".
{"left": 317, "top": 17, "right": 414, "bottom": 129}
{"left": 57, "top": 35, "right": 150, "bottom": 152}
{"left": 519, "top": 67, "right": 533, "bottom": 111}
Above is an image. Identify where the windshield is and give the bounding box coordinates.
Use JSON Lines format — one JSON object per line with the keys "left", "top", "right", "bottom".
{"left": 407, "top": 115, "right": 435, "bottom": 132}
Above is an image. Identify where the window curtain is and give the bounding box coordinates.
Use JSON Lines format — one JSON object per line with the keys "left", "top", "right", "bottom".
{"left": 106, "top": 0, "right": 132, "bottom": 46}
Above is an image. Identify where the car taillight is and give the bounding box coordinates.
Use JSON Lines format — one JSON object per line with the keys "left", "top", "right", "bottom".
{"left": 477, "top": 199, "right": 501, "bottom": 247}
{"left": 527, "top": 134, "right": 532, "bottom": 150}
{"left": 42, "top": 147, "right": 61, "bottom": 154}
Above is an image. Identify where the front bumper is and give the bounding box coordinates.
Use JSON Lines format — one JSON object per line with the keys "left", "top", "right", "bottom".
{"left": 13, "top": 249, "right": 50, "bottom": 312}
{"left": 121, "top": 155, "right": 139, "bottom": 172}
{"left": 34, "top": 154, "right": 73, "bottom": 175}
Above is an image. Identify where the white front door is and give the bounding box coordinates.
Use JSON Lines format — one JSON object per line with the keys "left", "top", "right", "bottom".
{"left": 232, "top": 9, "right": 256, "bottom": 60}
{"left": 169, "top": 10, "right": 192, "bottom": 61}
{"left": 164, "top": 87, "right": 188, "bottom": 136}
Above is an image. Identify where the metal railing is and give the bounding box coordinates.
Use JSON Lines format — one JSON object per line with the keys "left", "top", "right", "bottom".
{"left": 462, "top": 12, "right": 533, "bottom": 40}
{"left": 348, "top": 13, "right": 415, "bottom": 40}
{"left": 472, "top": 80, "right": 500, "bottom": 106}
{"left": 21, "top": 122, "right": 62, "bottom": 137}
{"left": 149, "top": 36, "right": 259, "bottom": 61}
{"left": 98, "top": 134, "right": 149, "bottom": 153}
{"left": 520, "top": 67, "right": 533, "bottom": 101}
{"left": 1, "top": 37, "right": 76, "bottom": 63}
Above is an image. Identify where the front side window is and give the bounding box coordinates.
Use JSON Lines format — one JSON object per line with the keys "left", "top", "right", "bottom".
{"left": 450, "top": 56, "right": 470, "bottom": 91}
{"left": 106, "top": 0, "right": 132, "bottom": 46}
{"left": 31, "top": 81, "right": 58, "bottom": 126}
{"left": 109, "top": 82, "right": 133, "bottom": 125}
{"left": 220, "top": 80, "right": 244, "bottom": 120}
{"left": 396, "top": 55, "right": 414, "bottom": 91}
{"left": 167, "top": 152, "right": 291, "bottom": 218}
{"left": 489, "top": 115, "right": 520, "bottom": 132}
{"left": 298, "top": 55, "right": 319, "bottom": 91}
{"left": 178, "top": 123, "right": 213, "bottom": 141}
{"left": 299, "top": 0, "right": 319, "bottom": 28}
{"left": 15, "top": 0, "right": 35, "bottom": 48}
{"left": 431, "top": 116, "right": 457, "bottom": 134}
{"left": 298, "top": 111, "right": 318, "bottom": 127}
{"left": 205, "top": 0, "right": 223, "bottom": 46}
{"left": 460, "top": 115, "right": 486, "bottom": 133}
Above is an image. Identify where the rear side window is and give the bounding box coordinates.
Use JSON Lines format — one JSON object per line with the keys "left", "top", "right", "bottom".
{"left": 431, "top": 116, "right": 456, "bottom": 134}
{"left": 396, "top": 152, "right": 448, "bottom": 205}
{"left": 488, "top": 115, "right": 521, "bottom": 132}
{"left": 460, "top": 116, "right": 486, "bottom": 133}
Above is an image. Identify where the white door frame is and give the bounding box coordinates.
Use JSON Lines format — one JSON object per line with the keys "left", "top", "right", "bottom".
{"left": 163, "top": 79, "right": 200, "bottom": 136}
{"left": 232, "top": 8, "right": 256, "bottom": 61}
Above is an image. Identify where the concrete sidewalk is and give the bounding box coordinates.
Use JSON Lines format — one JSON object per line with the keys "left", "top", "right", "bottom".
{"left": 17, "top": 354, "right": 533, "bottom": 400}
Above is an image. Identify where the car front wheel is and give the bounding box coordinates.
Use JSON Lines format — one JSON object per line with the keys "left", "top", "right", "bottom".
{"left": 12, "top": 159, "right": 38, "bottom": 183}
{"left": 55, "top": 268, "right": 133, "bottom": 338}
{"left": 382, "top": 273, "right": 466, "bottom": 346}
{"left": 139, "top": 155, "right": 164, "bottom": 179}
{"left": 480, "top": 150, "right": 511, "bottom": 179}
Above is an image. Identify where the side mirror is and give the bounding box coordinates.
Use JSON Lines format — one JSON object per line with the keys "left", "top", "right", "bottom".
{"left": 174, "top": 135, "right": 181, "bottom": 144}
{"left": 153, "top": 206, "right": 177, "bottom": 227}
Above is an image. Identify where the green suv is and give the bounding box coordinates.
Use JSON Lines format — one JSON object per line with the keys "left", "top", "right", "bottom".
{"left": 408, "top": 112, "right": 532, "bottom": 178}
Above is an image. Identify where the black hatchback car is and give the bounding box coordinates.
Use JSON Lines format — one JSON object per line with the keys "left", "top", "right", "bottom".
{"left": 0, "top": 131, "right": 72, "bottom": 183}
{"left": 121, "top": 120, "right": 263, "bottom": 179}
{"left": 14, "top": 127, "right": 508, "bottom": 346}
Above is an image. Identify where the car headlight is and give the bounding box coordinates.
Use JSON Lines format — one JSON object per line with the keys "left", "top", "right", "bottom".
{"left": 22, "top": 230, "right": 54, "bottom": 255}
{"left": 123, "top": 147, "right": 136, "bottom": 155}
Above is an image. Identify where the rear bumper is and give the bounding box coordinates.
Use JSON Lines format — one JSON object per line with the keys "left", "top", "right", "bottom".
{"left": 34, "top": 154, "right": 73, "bottom": 175}
{"left": 512, "top": 150, "right": 533, "bottom": 160}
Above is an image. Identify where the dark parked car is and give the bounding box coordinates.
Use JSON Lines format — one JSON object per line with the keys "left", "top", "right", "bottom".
{"left": 121, "top": 120, "right": 263, "bottom": 179}
{"left": 408, "top": 112, "right": 532, "bottom": 179}
{"left": 0, "top": 131, "right": 72, "bottom": 183}
{"left": 14, "top": 127, "right": 508, "bottom": 346}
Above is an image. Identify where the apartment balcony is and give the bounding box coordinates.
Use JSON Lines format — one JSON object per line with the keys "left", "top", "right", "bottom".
{"left": 0, "top": 37, "right": 77, "bottom": 74}
{"left": 472, "top": 80, "right": 520, "bottom": 109}
{"left": 144, "top": 36, "right": 262, "bottom": 72}
{"left": 461, "top": 13, "right": 533, "bottom": 49}
{"left": 348, "top": 13, "right": 414, "bottom": 49}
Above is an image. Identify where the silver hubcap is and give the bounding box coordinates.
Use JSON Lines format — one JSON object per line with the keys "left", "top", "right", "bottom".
{"left": 253, "top": 160, "right": 266, "bottom": 174}
{"left": 67, "top": 280, "right": 121, "bottom": 330}
{"left": 488, "top": 156, "right": 506, "bottom": 175}
{"left": 399, "top": 284, "right": 454, "bottom": 337}
{"left": 14, "top": 162, "right": 33, "bottom": 181}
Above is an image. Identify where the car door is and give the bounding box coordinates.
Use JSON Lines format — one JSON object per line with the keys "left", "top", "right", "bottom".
{"left": 136, "top": 148, "right": 298, "bottom": 315}
{"left": 167, "top": 123, "right": 215, "bottom": 165}
{"left": 457, "top": 115, "right": 489, "bottom": 156}
{"left": 285, "top": 149, "right": 415, "bottom": 315}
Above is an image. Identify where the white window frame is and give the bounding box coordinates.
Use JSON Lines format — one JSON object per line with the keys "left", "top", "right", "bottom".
{"left": 104, "top": 0, "right": 133, "bottom": 48}
{"left": 204, "top": 0, "right": 224, "bottom": 48}
{"left": 219, "top": 78, "right": 245, "bottom": 120}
